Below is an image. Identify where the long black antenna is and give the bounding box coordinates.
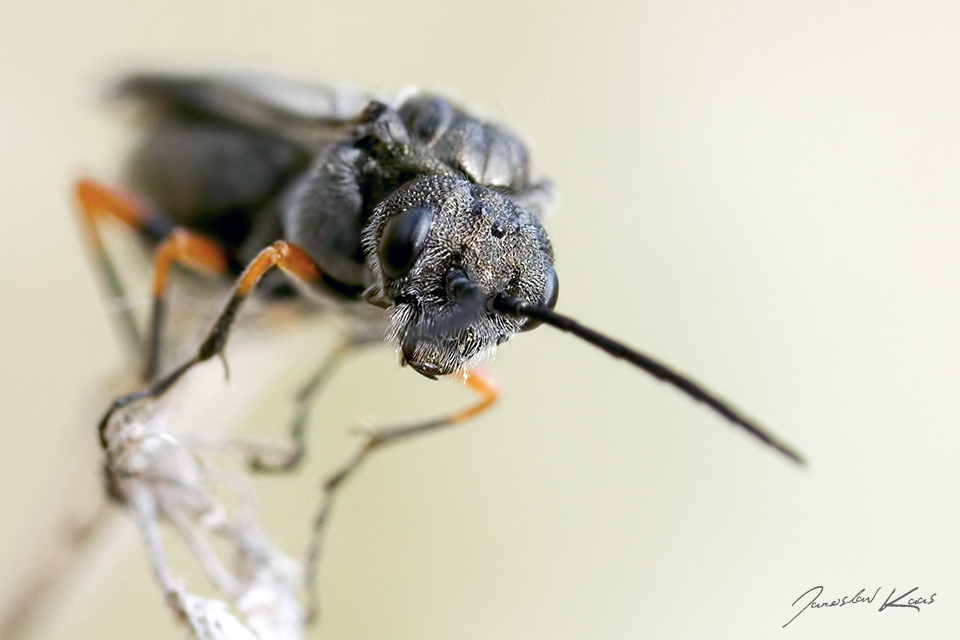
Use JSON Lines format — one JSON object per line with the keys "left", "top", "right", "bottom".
{"left": 492, "top": 293, "right": 804, "bottom": 465}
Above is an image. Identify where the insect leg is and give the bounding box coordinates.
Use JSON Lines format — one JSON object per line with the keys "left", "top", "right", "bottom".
{"left": 144, "top": 228, "right": 229, "bottom": 381}
{"left": 74, "top": 178, "right": 170, "bottom": 358}
{"left": 302, "top": 367, "right": 500, "bottom": 622}
{"left": 99, "top": 241, "right": 324, "bottom": 450}
{"left": 242, "top": 335, "right": 378, "bottom": 473}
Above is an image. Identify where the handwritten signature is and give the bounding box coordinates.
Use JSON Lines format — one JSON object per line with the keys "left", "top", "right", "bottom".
{"left": 783, "top": 585, "right": 936, "bottom": 627}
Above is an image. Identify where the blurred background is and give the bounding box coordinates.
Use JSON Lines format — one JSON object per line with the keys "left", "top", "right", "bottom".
{"left": 1, "top": 1, "right": 958, "bottom": 638}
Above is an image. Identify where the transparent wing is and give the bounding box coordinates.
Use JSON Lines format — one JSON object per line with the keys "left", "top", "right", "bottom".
{"left": 113, "top": 70, "right": 375, "bottom": 149}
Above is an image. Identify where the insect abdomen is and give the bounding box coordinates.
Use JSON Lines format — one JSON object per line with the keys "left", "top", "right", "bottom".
{"left": 126, "top": 119, "right": 308, "bottom": 258}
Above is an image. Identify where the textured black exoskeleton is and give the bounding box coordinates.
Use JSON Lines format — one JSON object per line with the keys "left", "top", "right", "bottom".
{"left": 117, "top": 73, "right": 558, "bottom": 379}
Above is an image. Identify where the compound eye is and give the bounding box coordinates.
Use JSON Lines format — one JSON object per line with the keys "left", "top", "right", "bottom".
{"left": 379, "top": 204, "right": 436, "bottom": 280}
{"left": 520, "top": 264, "right": 559, "bottom": 332}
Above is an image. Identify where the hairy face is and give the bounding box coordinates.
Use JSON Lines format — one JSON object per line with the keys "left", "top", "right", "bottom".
{"left": 362, "top": 175, "right": 557, "bottom": 377}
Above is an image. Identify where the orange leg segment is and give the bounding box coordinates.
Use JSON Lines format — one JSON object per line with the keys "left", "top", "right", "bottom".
{"left": 450, "top": 368, "right": 502, "bottom": 424}
{"left": 73, "top": 179, "right": 157, "bottom": 357}
{"left": 346, "top": 366, "right": 502, "bottom": 453}
{"left": 236, "top": 241, "right": 322, "bottom": 295}
{"left": 193, "top": 241, "right": 323, "bottom": 366}
{"left": 152, "top": 229, "right": 228, "bottom": 296}
{"left": 144, "top": 229, "right": 229, "bottom": 381}
{"left": 75, "top": 178, "right": 147, "bottom": 233}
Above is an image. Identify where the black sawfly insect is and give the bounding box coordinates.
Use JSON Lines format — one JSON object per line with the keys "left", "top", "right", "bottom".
{"left": 77, "top": 69, "right": 802, "bottom": 624}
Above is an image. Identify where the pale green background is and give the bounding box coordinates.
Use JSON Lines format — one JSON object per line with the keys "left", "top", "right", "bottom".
{"left": 0, "top": 1, "right": 958, "bottom": 639}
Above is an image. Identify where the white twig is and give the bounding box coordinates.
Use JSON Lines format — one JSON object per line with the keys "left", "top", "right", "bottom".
{"left": 103, "top": 398, "right": 304, "bottom": 640}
